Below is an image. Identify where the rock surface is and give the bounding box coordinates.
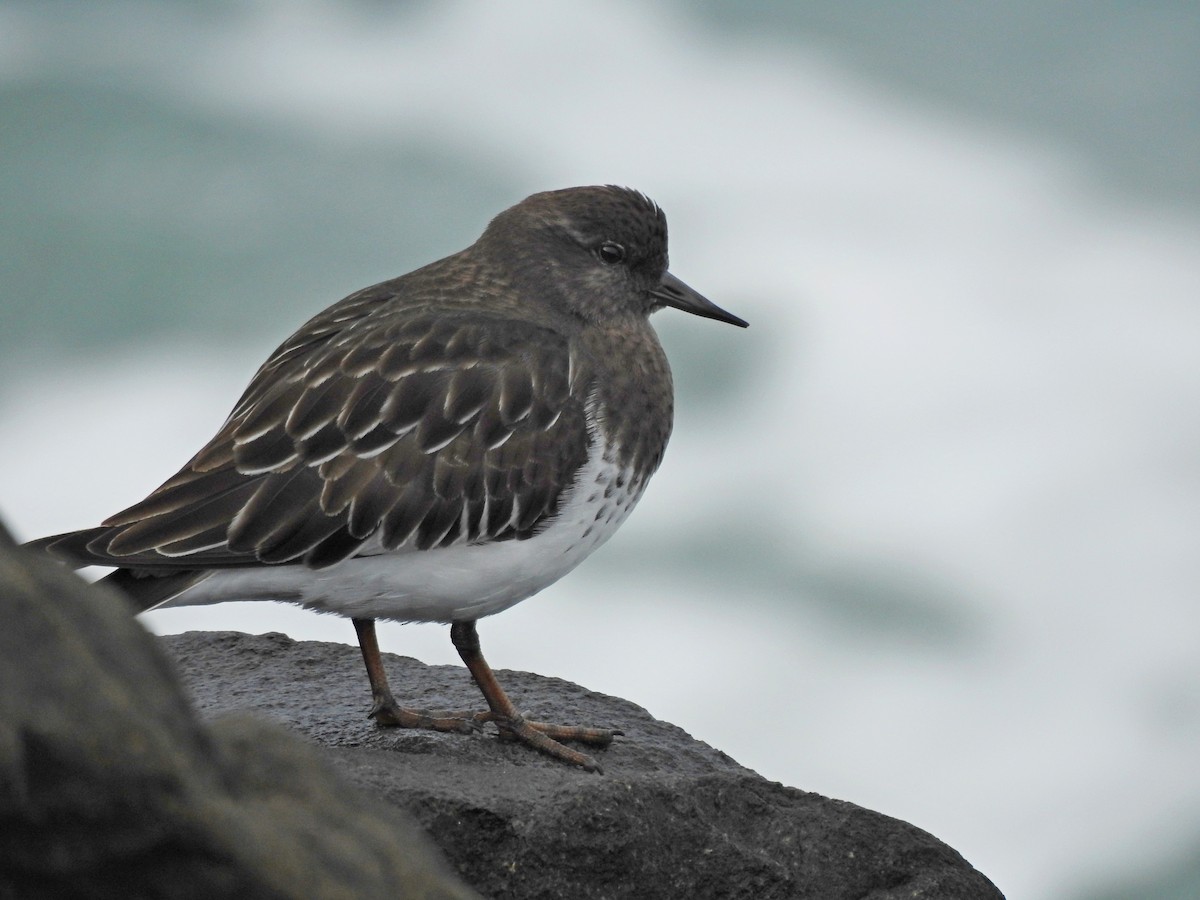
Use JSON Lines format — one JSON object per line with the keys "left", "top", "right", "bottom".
{"left": 0, "top": 518, "right": 1003, "bottom": 899}
{"left": 164, "top": 630, "right": 1006, "bottom": 899}
{"left": 0, "top": 530, "right": 479, "bottom": 900}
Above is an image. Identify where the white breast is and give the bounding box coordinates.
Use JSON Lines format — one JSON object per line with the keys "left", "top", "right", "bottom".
{"left": 173, "top": 440, "right": 646, "bottom": 623}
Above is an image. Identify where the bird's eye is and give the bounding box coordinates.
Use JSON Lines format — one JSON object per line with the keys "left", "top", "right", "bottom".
{"left": 597, "top": 242, "right": 626, "bottom": 264}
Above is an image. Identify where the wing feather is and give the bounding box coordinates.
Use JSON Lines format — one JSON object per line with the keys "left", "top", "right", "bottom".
{"left": 36, "top": 302, "right": 589, "bottom": 574}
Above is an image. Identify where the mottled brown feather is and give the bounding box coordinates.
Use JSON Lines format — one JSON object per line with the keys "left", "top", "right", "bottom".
{"left": 29, "top": 186, "right": 715, "bottom": 582}
{"left": 37, "top": 309, "right": 590, "bottom": 572}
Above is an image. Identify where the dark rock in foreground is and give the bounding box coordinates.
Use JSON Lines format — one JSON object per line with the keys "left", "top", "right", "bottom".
{"left": 0, "top": 515, "right": 1002, "bottom": 900}
{"left": 0, "top": 530, "right": 479, "bottom": 900}
{"left": 164, "top": 630, "right": 1005, "bottom": 900}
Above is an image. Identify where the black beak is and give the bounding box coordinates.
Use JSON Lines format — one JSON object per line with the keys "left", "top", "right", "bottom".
{"left": 651, "top": 272, "right": 748, "bottom": 328}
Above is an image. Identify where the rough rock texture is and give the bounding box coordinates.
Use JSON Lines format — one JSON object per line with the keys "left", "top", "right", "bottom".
{"left": 164, "top": 630, "right": 1005, "bottom": 900}
{"left": 0, "top": 515, "right": 1003, "bottom": 900}
{"left": 0, "top": 528, "right": 479, "bottom": 900}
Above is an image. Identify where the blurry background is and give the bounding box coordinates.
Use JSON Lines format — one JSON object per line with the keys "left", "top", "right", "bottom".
{"left": 2, "top": 2, "right": 1199, "bottom": 897}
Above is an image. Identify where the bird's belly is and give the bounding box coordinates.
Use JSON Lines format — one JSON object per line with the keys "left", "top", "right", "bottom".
{"left": 175, "top": 449, "right": 645, "bottom": 622}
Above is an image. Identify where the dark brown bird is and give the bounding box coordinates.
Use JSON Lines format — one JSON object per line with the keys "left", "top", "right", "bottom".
{"left": 31, "top": 185, "right": 747, "bottom": 771}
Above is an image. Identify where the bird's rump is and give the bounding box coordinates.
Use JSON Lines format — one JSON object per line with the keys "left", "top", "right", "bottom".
{"left": 37, "top": 305, "right": 590, "bottom": 572}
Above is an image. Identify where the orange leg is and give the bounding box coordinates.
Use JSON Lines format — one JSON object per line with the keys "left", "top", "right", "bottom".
{"left": 352, "top": 617, "right": 476, "bottom": 733}
{"left": 450, "top": 620, "right": 619, "bottom": 772}
{"left": 352, "top": 617, "right": 620, "bottom": 771}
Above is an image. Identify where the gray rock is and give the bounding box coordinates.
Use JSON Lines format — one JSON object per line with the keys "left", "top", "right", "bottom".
{"left": 163, "top": 629, "right": 1006, "bottom": 899}
{"left": 0, "top": 529, "right": 480, "bottom": 900}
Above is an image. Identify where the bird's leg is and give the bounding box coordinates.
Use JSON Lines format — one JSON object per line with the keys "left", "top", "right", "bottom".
{"left": 351, "top": 617, "right": 476, "bottom": 734}
{"left": 450, "top": 620, "right": 620, "bottom": 772}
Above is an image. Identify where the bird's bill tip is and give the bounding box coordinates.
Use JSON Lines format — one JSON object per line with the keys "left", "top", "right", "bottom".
{"left": 652, "top": 273, "right": 748, "bottom": 328}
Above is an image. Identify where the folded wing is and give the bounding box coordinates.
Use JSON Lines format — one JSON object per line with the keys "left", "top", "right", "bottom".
{"left": 37, "top": 305, "right": 588, "bottom": 572}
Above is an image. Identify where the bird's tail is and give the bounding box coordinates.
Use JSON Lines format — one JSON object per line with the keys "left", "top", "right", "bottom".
{"left": 24, "top": 528, "right": 205, "bottom": 614}
{"left": 95, "top": 568, "right": 208, "bottom": 613}
{"left": 24, "top": 527, "right": 112, "bottom": 567}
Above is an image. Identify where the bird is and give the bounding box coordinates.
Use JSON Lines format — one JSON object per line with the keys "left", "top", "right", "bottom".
{"left": 29, "top": 185, "right": 748, "bottom": 772}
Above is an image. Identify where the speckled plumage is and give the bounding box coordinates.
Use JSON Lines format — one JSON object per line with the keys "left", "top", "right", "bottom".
{"left": 30, "top": 185, "right": 747, "bottom": 770}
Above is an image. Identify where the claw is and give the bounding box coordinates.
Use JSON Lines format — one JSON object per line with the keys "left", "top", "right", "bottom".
{"left": 353, "top": 617, "right": 619, "bottom": 771}
{"left": 369, "top": 697, "right": 480, "bottom": 734}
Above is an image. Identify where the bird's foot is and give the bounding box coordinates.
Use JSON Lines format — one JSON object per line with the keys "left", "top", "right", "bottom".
{"left": 368, "top": 695, "right": 481, "bottom": 735}
{"left": 479, "top": 713, "right": 622, "bottom": 746}
{"left": 477, "top": 712, "right": 623, "bottom": 772}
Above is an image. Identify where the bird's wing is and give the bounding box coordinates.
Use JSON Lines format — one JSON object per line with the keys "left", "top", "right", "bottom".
{"left": 35, "top": 305, "right": 589, "bottom": 571}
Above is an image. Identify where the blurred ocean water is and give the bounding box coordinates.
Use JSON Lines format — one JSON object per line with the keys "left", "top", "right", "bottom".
{"left": 2, "top": 3, "right": 1199, "bottom": 898}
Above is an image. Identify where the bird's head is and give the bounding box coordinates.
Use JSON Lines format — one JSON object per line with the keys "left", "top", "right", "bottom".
{"left": 478, "top": 185, "right": 748, "bottom": 330}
